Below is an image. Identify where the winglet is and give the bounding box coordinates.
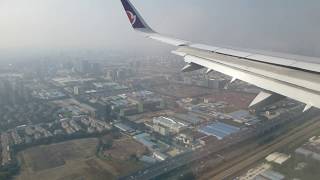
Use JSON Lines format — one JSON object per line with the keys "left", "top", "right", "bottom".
{"left": 120, "top": 0, "right": 154, "bottom": 33}
{"left": 120, "top": 0, "right": 189, "bottom": 46}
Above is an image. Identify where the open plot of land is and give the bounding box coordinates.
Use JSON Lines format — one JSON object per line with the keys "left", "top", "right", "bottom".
{"left": 53, "top": 98, "right": 96, "bottom": 114}
{"left": 152, "top": 84, "right": 212, "bottom": 98}
{"left": 15, "top": 138, "right": 143, "bottom": 180}
{"left": 204, "top": 91, "right": 256, "bottom": 109}
{"left": 103, "top": 137, "right": 147, "bottom": 160}
{"left": 19, "top": 147, "right": 65, "bottom": 172}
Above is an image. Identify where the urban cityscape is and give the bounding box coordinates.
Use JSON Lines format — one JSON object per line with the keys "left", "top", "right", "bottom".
{"left": 1, "top": 0, "right": 320, "bottom": 179}
{"left": 0, "top": 49, "right": 319, "bottom": 180}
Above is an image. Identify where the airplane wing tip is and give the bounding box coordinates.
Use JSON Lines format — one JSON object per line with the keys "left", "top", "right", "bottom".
{"left": 120, "top": 0, "right": 154, "bottom": 33}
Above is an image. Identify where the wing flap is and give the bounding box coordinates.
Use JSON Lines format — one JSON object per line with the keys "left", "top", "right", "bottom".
{"left": 189, "top": 44, "right": 221, "bottom": 52}
{"left": 184, "top": 55, "right": 320, "bottom": 109}
{"left": 215, "top": 48, "right": 253, "bottom": 58}
{"left": 176, "top": 46, "right": 320, "bottom": 92}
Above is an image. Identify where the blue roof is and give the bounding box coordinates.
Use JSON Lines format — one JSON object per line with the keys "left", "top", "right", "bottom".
{"left": 199, "top": 122, "right": 240, "bottom": 140}
{"left": 229, "top": 110, "right": 249, "bottom": 119}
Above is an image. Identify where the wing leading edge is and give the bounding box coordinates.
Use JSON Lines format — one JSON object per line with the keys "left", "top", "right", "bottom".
{"left": 120, "top": 0, "right": 320, "bottom": 110}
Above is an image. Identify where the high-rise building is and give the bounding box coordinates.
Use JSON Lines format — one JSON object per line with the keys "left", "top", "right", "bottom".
{"left": 0, "top": 78, "right": 28, "bottom": 105}
{"left": 80, "top": 60, "right": 90, "bottom": 73}
{"left": 91, "top": 62, "right": 102, "bottom": 74}
{"left": 74, "top": 86, "right": 80, "bottom": 95}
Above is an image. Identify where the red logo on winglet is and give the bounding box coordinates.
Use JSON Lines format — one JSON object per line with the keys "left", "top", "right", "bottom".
{"left": 126, "top": 11, "right": 137, "bottom": 25}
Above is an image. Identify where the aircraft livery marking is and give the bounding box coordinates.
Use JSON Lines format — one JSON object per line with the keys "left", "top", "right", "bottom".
{"left": 126, "top": 11, "right": 137, "bottom": 25}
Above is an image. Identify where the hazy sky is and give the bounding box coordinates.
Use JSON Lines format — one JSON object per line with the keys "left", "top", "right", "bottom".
{"left": 1, "top": 0, "right": 320, "bottom": 57}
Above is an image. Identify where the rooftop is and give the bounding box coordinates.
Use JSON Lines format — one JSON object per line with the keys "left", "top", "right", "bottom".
{"left": 153, "top": 116, "right": 187, "bottom": 130}
{"left": 199, "top": 122, "right": 240, "bottom": 140}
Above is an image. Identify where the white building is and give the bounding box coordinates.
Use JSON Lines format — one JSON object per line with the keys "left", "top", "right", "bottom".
{"left": 153, "top": 117, "right": 187, "bottom": 134}
{"left": 73, "top": 86, "right": 80, "bottom": 95}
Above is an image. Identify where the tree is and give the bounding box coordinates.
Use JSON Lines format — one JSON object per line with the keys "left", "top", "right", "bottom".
{"left": 103, "top": 139, "right": 113, "bottom": 150}
{"left": 0, "top": 172, "right": 10, "bottom": 180}
{"left": 111, "top": 128, "right": 121, "bottom": 139}
{"left": 129, "top": 154, "right": 138, "bottom": 161}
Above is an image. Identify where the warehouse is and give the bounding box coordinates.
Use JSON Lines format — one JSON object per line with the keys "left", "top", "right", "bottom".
{"left": 199, "top": 122, "right": 240, "bottom": 140}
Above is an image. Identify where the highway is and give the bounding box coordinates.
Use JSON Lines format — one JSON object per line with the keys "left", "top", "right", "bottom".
{"left": 199, "top": 115, "right": 320, "bottom": 180}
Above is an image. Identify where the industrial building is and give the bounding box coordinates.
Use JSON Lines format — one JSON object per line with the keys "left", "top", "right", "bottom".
{"left": 295, "top": 136, "right": 320, "bottom": 161}
{"left": 114, "top": 123, "right": 136, "bottom": 135}
{"left": 133, "top": 133, "right": 170, "bottom": 152}
{"left": 228, "top": 110, "right": 260, "bottom": 125}
{"left": 173, "top": 112, "right": 205, "bottom": 126}
{"left": 153, "top": 117, "right": 187, "bottom": 135}
{"left": 102, "top": 91, "right": 165, "bottom": 117}
{"left": 265, "top": 152, "right": 291, "bottom": 165}
{"left": 199, "top": 122, "right": 240, "bottom": 140}
{"left": 239, "top": 163, "right": 285, "bottom": 180}
{"left": 176, "top": 129, "right": 207, "bottom": 147}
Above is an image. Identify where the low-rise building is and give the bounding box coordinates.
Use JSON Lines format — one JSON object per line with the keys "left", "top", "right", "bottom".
{"left": 1, "top": 133, "right": 12, "bottom": 166}
{"left": 153, "top": 151, "right": 168, "bottom": 161}
{"left": 265, "top": 152, "right": 291, "bottom": 165}
{"left": 10, "top": 130, "right": 23, "bottom": 145}
{"left": 114, "top": 122, "right": 136, "bottom": 135}
{"left": 198, "top": 136, "right": 217, "bottom": 146}
{"left": 295, "top": 136, "right": 320, "bottom": 161}
{"left": 228, "top": 110, "right": 260, "bottom": 126}
{"left": 175, "top": 129, "right": 206, "bottom": 147}
{"left": 198, "top": 122, "right": 240, "bottom": 140}
{"left": 153, "top": 117, "right": 187, "bottom": 135}
{"left": 239, "top": 163, "right": 285, "bottom": 180}
{"left": 257, "top": 170, "right": 285, "bottom": 180}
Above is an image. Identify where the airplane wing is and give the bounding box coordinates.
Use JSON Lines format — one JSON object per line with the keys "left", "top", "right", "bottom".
{"left": 120, "top": 0, "right": 320, "bottom": 111}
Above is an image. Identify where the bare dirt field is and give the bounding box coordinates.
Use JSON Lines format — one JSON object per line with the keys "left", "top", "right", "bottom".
{"left": 152, "top": 84, "right": 213, "bottom": 98}
{"left": 103, "top": 136, "right": 147, "bottom": 160}
{"left": 204, "top": 91, "right": 256, "bottom": 109}
{"left": 14, "top": 138, "right": 144, "bottom": 180}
